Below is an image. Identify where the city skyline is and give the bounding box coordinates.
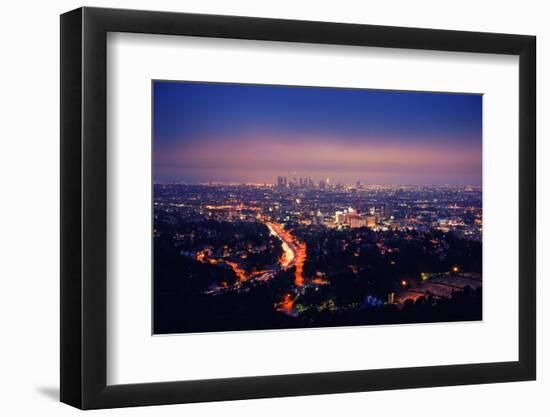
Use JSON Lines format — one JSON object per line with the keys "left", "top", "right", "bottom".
{"left": 153, "top": 81, "right": 482, "bottom": 185}
{"left": 153, "top": 175, "right": 483, "bottom": 187}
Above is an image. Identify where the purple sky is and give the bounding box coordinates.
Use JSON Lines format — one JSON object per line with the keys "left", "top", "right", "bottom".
{"left": 153, "top": 81, "right": 482, "bottom": 185}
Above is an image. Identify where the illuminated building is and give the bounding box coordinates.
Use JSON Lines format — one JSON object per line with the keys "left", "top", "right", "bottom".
{"left": 367, "top": 216, "right": 377, "bottom": 228}
{"left": 346, "top": 207, "right": 357, "bottom": 223}
{"left": 350, "top": 218, "right": 367, "bottom": 228}
{"left": 335, "top": 211, "right": 345, "bottom": 224}
{"left": 315, "top": 209, "right": 324, "bottom": 226}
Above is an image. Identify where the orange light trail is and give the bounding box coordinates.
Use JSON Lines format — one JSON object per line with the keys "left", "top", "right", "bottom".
{"left": 275, "top": 293, "right": 295, "bottom": 315}
{"left": 294, "top": 244, "right": 306, "bottom": 286}
{"left": 225, "top": 261, "right": 248, "bottom": 282}
{"left": 199, "top": 220, "right": 307, "bottom": 312}
{"left": 265, "top": 222, "right": 307, "bottom": 286}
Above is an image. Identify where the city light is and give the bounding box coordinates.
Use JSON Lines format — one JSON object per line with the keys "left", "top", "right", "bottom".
{"left": 154, "top": 176, "right": 482, "bottom": 332}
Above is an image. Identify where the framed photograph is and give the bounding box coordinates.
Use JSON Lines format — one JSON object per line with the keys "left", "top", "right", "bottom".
{"left": 60, "top": 7, "right": 536, "bottom": 409}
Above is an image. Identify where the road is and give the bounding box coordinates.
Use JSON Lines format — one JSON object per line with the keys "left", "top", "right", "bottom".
{"left": 265, "top": 222, "right": 306, "bottom": 286}
{"left": 204, "top": 221, "right": 306, "bottom": 301}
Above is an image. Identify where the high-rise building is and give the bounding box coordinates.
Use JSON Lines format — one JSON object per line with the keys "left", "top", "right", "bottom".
{"left": 335, "top": 211, "right": 345, "bottom": 224}
{"left": 350, "top": 218, "right": 367, "bottom": 228}
{"left": 385, "top": 202, "right": 393, "bottom": 219}
{"left": 346, "top": 207, "right": 358, "bottom": 223}
{"left": 367, "top": 216, "right": 377, "bottom": 228}
{"left": 315, "top": 209, "right": 324, "bottom": 226}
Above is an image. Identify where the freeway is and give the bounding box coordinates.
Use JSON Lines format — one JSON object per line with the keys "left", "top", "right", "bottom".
{"left": 203, "top": 221, "right": 306, "bottom": 303}
{"left": 265, "top": 222, "right": 306, "bottom": 286}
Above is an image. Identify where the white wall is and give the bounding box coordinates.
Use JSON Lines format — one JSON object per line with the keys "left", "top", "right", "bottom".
{"left": 0, "top": 0, "right": 546, "bottom": 415}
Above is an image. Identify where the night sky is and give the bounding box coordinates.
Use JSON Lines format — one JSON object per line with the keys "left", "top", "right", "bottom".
{"left": 153, "top": 81, "right": 482, "bottom": 185}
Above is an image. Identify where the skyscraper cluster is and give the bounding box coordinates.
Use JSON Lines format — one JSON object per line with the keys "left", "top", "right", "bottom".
{"left": 277, "top": 176, "right": 332, "bottom": 190}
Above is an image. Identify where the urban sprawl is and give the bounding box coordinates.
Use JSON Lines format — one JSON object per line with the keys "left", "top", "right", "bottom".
{"left": 153, "top": 177, "right": 482, "bottom": 334}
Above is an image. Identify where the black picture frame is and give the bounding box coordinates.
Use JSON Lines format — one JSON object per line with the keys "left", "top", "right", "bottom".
{"left": 60, "top": 6, "right": 536, "bottom": 410}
